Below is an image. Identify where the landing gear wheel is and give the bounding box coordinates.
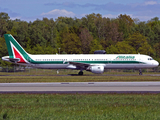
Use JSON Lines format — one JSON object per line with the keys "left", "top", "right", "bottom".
{"left": 78, "top": 71, "right": 83, "bottom": 75}
{"left": 139, "top": 69, "right": 142, "bottom": 75}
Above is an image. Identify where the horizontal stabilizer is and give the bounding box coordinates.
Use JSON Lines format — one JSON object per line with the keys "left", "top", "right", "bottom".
{"left": 2, "top": 56, "right": 20, "bottom": 63}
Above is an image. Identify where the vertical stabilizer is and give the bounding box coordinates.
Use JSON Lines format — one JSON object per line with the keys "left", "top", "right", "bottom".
{"left": 4, "top": 34, "right": 29, "bottom": 63}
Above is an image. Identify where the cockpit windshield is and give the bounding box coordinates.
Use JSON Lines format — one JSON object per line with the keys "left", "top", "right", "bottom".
{"left": 148, "top": 58, "right": 153, "bottom": 60}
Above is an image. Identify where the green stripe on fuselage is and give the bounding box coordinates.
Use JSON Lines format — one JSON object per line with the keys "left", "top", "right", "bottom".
{"left": 29, "top": 60, "right": 144, "bottom": 64}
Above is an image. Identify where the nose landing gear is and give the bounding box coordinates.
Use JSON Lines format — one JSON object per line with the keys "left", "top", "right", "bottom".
{"left": 78, "top": 70, "right": 83, "bottom": 75}
{"left": 139, "top": 69, "right": 142, "bottom": 75}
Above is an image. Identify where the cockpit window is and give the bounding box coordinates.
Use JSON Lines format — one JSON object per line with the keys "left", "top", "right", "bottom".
{"left": 148, "top": 58, "right": 153, "bottom": 60}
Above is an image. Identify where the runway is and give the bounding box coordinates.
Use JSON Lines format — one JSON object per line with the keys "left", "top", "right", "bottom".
{"left": 1, "top": 82, "right": 160, "bottom": 93}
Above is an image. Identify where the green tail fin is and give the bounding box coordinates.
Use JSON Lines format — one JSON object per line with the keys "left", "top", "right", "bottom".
{"left": 4, "top": 34, "right": 30, "bottom": 63}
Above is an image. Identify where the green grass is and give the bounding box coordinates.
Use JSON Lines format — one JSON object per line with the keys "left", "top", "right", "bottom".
{"left": 0, "top": 68, "right": 159, "bottom": 76}
{"left": 0, "top": 69, "right": 160, "bottom": 83}
{"left": 0, "top": 75, "right": 160, "bottom": 83}
{"left": 0, "top": 93, "right": 160, "bottom": 119}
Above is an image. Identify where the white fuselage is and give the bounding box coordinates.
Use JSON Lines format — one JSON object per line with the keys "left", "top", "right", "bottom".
{"left": 15, "top": 54, "right": 159, "bottom": 70}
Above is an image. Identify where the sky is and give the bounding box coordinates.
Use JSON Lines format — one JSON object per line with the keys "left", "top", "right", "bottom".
{"left": 0, "top": 0, "right": 160, "bottom": 22}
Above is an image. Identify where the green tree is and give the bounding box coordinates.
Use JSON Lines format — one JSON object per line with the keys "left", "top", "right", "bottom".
{"left": 100, "top": 19, "right": 123, "bottom": 49}
{"left": 30, "top": 44, "right": 57, "bottom": 54}
{"left": 0, "top": 37, "right": 7, "bottom": 57}
{"left": 13, "top": 21, "right": 29, "bottom": 47}
{"left": 89, "top": 39, "right": 103, "bottom": 53}
{"left": 154, "top": 42, "right": 160, "bottom": 58}
{"left": 28, "top": 19, "right": 46, "bottom": 48}
{"left": 118, "top": 14, "right": 134, "bottom": 39}
{"left": 106, "top": 41, "right": 136, "bottom": 54}
{"left": 62, "top": 33, "right": 82, "bottom": 54}
{"left": 0, "top": 37, "right": 12, "bottom": 66}
{"left": 0, "top": 12, "right": 10, "bottom": 37}
{"left": 125, "top": 32, "right": 154, "bottom": 55}
{"left": 42, "top": 18, "right": 58, "bottom": 48}
{"left": 94, "top": 14, "right": 103, "bottom": 40}
{"left": 79, "top": 28, "right": 93, "bottom": 54}
{"left": 135, "top": 21, "right": 155, "bottom": 46}
{"left": 81, "top": 13, "right": 99, "bottom": 38}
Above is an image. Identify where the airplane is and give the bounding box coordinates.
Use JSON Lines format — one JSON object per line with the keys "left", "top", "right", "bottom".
{"left": 2, "top": 34, "right": 159, "bottom": 75}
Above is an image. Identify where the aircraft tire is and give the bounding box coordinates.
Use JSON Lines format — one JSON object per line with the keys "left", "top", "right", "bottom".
{"left": 78, "top": 71, "right": 83, "bottom": 75}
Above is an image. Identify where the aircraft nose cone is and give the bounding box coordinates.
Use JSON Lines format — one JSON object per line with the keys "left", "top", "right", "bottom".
{"left": 156, "top": 61, "right": 159, "bottom": 66}
{"left": 154, "top": 61, "right": 159, "bottom": 67}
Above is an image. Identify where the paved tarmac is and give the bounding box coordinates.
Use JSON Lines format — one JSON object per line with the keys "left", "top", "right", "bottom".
{"left": 1, "top": 82, "right": 160, "bottom": 93}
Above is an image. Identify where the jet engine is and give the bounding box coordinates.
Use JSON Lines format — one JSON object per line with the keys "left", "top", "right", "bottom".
{"left": 86, "top": 66, "right": 104, "bottom": 74}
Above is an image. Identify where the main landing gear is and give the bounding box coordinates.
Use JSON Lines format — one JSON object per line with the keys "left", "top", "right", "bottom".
{"left": 78, "top": 70, "right": 83, "bottom": 75}
{"left": 139, "top": 69, "right": 142, "bottom": 75}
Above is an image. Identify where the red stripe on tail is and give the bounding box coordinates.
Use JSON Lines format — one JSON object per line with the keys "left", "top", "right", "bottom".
{"left": 13, "top": 47, "right": 26, "bottom": 63}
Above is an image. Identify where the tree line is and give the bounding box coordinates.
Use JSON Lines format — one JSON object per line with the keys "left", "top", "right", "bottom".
{"left": 0, "top": 12, "right": 160, "bottom": 66}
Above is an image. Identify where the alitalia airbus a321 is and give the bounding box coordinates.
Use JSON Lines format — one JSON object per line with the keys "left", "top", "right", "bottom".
{"left": 2, "top": 34, "right": 159, "bottom": 75}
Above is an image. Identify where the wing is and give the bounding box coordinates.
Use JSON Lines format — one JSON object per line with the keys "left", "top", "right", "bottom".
{"left": 69, "top": 61, "right": 90, "bottom": 69}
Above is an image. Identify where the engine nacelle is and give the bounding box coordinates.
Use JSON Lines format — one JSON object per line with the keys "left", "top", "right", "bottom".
{"left": 86, "top": 66, "right": 104, "bottom": 74}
